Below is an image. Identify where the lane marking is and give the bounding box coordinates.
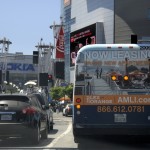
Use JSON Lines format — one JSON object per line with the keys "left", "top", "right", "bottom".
{"left": 46, "top": 122, "right": 72, "bottom": 148}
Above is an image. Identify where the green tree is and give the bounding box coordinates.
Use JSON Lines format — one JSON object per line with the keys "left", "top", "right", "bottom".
{"left": 65, "top": 84, "right": 73, "bottom": 99}
{"left": 50, "top": 84, "right": 73, "bottom": 100}
{"left": 50, "top": 86, "right": 63, "bottom": 100}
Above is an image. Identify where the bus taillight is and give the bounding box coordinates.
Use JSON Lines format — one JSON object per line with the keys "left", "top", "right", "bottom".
{"left": 76, "top": 104, "right": 81, "bottom": 109}
{"left": 76, "top": 98, "right": 81, "bottom": 103}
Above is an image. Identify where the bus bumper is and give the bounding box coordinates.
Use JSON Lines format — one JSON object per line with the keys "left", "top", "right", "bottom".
{"left": 73, "top": 124, "right": 150, "bottom": 135}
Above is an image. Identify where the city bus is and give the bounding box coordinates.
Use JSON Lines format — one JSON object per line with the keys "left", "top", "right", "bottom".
{"left": 72, "top": 44, "right": 150, "bottom": 143}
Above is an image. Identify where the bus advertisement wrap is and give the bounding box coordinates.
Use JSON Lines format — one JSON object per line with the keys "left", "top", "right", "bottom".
{"left": 72, "top": 44, "right": 150, "bottom": 143}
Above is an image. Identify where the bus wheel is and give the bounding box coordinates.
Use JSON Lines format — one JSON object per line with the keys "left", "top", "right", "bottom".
{"left": 73, "top": 129, "right": 82, "bottom": 143}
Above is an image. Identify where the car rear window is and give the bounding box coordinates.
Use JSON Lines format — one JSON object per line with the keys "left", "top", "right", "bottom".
{"left": 0, "top": 95, "right": 29, "bottom": 103}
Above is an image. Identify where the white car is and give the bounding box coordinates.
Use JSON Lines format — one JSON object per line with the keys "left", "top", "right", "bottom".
{"left": 62, "top": 106, "right": 66, "bottom": 116}
{"left": 62, "top": 104, "right": 73, "bottom": 116}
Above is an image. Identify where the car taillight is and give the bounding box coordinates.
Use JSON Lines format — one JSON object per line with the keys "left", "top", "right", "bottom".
{"left": 22, "top": 107, "right": 36, "bottom": 114}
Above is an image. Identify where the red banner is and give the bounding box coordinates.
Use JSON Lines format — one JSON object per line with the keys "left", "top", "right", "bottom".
{"left": 56, "top": 26, "right": 64, "bottom": 59}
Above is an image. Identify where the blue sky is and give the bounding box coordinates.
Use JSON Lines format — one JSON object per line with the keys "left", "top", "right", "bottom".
{"left": 0, "top": 0, "right": 61, "bottom": 55}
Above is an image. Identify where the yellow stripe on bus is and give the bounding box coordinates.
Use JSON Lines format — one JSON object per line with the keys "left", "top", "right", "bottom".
{"left": 74, "top": 95, "right": 150, "bottom": 105}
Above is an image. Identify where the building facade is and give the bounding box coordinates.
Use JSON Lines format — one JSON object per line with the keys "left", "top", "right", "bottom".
{"left": 61, "top": 0, "right": 150, "bottom": 83}
{"left": 63, "top": 0, "right": 72, "bottom": 83}
{"left": 0, "top": 54, "right": 38, "bottom": 89}
{"left": 115, "top": 0, "right": 150, "bottom": 43}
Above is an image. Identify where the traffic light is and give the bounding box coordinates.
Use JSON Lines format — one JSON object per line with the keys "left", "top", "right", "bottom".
{"left": 39, "top": 73, "right": 48, "bottom": 86}
{"left": 33, "top": 51, "right": 39, "bottom": 64}
{"left": 48, "top": 74, "right": 53, "bottom": 82}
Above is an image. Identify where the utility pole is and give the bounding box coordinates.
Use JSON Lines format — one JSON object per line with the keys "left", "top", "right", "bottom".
{"left": 35, "top": 39, "right": 54, "bottom": 87}
{"left": 49, "top": 16, "right": 64, "bottom": 59}
{"left": 0, "top": 37, "right": 12, "bottom": 83}
{"left": 49, "top": 16, "right": 65, "bottom": 86}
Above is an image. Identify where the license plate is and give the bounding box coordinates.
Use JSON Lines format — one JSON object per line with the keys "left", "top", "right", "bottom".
{"left": 1, "top": 114, "right": 12, "bottom": 120}
{"left": 114, "top": 114, "right": 126, "bottom": 123}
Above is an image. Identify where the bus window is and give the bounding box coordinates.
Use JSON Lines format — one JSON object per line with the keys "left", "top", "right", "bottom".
{"left": 75, "top": 86, "right": 84, "bottom": 95}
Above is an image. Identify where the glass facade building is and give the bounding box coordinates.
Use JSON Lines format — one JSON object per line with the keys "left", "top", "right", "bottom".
{"left": 63, "top": 0, "right": 72, "bottom": 83}
{"left": 61, "top": 0, "right": 150, "bottom": 83}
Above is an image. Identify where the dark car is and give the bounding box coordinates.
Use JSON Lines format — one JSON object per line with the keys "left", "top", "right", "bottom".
{"left": 0, "top": 94, "right": 48, "bottom": 144}
{"left": 63, "top": 103, "right": 73, "bottom": 116}
{"left": 32, "top": 92, "right": 54, "bottom": 130}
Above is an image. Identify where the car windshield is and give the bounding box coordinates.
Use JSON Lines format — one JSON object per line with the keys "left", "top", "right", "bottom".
{"left": 68, "top": 104, "right": 73, "bottom": 107}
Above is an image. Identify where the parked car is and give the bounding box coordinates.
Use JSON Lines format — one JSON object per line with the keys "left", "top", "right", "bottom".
{"left": 62, "top": 103, "right": 73, "bottom": 116}
{"left": 0, "top": 94, "right": 48, "bottom": 144}
{"left": 32, "top": 92, "right": 54, "bottom": 130}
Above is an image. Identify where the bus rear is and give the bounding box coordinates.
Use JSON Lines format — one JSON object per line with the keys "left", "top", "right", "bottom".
{"left": 72, "top": 44, "right": 150, "bottom": 142}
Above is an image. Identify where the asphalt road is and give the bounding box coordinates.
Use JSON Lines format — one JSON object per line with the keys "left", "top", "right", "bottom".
{"left": 1, "top": 112, "right": 150, "bottom": 150}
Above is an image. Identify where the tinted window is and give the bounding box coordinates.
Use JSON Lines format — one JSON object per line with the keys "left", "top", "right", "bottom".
{"left": 40, "top": 94, "right": 49, "bottom": 105}
{"left": 0, "top": 95, "right": 29, "bottom": 102}
{"left": 34, "top": 94, "right": 45, "bottom": 105}
{"left": 35, "top": 97, "right": 42, "bottom": 109}
{"left": 30, "top": 96, "right": 39, "bottom": 107}
{"left": 33, "top": 93, "right": 49, "bottom": 106}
